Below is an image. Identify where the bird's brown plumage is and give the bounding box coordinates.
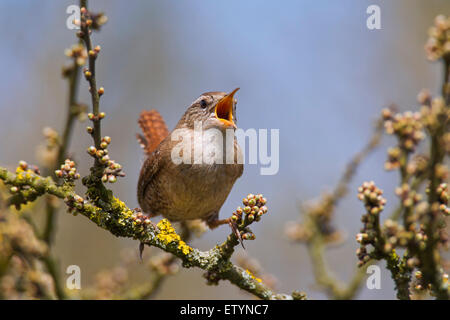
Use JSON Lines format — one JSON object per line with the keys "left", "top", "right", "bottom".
{"left": 137, "top": 110, "right": 169, "bottom": 156}
{"left": 137, "top": 91, "right": 243, "bottom": 228}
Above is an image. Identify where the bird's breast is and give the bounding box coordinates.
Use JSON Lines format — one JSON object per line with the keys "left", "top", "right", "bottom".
{"left": 140, "top": 127, "right": 243, "bottom": 221}
{"left": 162, "top": 129, "right": 243, "bottom": 220}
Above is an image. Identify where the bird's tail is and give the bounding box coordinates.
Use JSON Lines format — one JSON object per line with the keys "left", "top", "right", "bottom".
{"left": 137, "top": 110, "right": 169, "bottom": 155}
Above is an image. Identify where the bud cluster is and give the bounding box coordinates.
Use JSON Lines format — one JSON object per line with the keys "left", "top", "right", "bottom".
{"left": 435, "top": 164, "right": 449, "bottom": 182}
{"left": 411, "top": 270, "right": 431, "bottom": 294}
{"left": 385, "top": 147, "right": 402, "bottom": 170}
{"left": 284, "top": 222, "right": 313, "bottom": 243}
{"left": 424, "top": 15, "right": 450, "bottom": 61}
{"left": 64, "top": 43, "right": 87, "bottom": 67}
{"left": 436, "top": 183, "right": 450, "bottom": 216}
{"left": 420, "top": 97, "right": 449, "bottom": 135}
{"left": 406, "top": 154, "right": 429, "bottom": 177}
{"left": 395, "top": 183, "right": 422, "bottom": 208}
{"left": 284, "top": 193, "right": 342, "bottom": 244}
{"left": 356, "top": 181, "right": 431, "bottom": 269}
{"left": 382, "top": 218, "right": 419, "bottom": 257}
{"left": 130, "top": 208, "right": 152, "bottom": 227}
{"left": 382, "top": 109, "right": 424, "bottom": 153}
{"left": 86, "top": 136, "right": 125, "bottom": 183}
{"left": 394, "top": 184, "right": 428, "bottom": 246}
{"left": 55, "top": 159, "right": 80, "bottom": 182}
{"left": 64, "top": 193, "right": 86, "bottom": 212}
{"left": 13, "top": 161, "right": 40, "bottom": 194}
{"left": 43, "top": 127, "right": 59, "bottom": 148}
{"left": 77, "top": 7, "right": 108, "bottom": 39}
{"left": 412, "top": 270, "right": 450, "bottom": 297}
{"left": 357, "top": 181, "right": 386, "bottom": 215}
{"left": 231, "top": 194, "right": 268, "bottom": 241}
{"left": 36, "top": 127, "right": 60, "bottom": 168}
{"left": 356, "top": 181, "right": 386, "bottom": 266}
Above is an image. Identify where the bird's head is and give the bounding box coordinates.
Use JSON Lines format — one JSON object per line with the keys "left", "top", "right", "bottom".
{"left": 178, "top": 88, "right": 239, "bottom": 130}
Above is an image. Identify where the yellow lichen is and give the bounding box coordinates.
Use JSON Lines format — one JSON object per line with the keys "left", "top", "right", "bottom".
{"left": 156, "top": 219, "right": 192, "bottom": 255}
{"left": 15, "top": 167, "right": 36, "bottom": 182}
{"left": 178, "top": 240, "right": 191, "bottom": 255}
{"left": 15, "top": 166, "right": 25, "bottom": 174}
{"left": 112, "top": 196, "right": 127, "bottom": 211}
{"left": 112, "top": 197, "right": 134, "bottom": 226}
{"left": 245, "top": 269, "right": 262, "bottom": 283}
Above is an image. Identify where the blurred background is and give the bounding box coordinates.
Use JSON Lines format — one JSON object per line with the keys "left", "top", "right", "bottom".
{"left": 0, "top": 0, "right": 449, "bottom": 299}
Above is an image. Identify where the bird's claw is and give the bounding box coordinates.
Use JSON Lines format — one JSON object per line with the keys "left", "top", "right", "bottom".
{"left": 229, "top": 220, "right": 245, "bottom": 249}
{"left": 139, "top": 242, "right": 145, "bottom": 262}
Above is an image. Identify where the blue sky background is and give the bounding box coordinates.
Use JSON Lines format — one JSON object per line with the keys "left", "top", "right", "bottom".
{"left": 0, "top": 0, "right": 449, "bottom": 299}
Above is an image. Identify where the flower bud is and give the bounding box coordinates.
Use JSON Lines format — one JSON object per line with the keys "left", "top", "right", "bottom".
{"left": 103, "top": 136, "right": 111, "bottom": 144}
{"left": 87, "top": 146, "right": 97, "bottom": 155}
{"left": 19, "top": 161, "right": 28, "bottom": 170}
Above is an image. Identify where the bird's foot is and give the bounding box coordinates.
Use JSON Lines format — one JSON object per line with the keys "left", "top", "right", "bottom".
{"left": 139, "top": 242, "right": 145, "bottom": 262}
{"left": 206, "top": 216, "right": 245, "bottom": 249}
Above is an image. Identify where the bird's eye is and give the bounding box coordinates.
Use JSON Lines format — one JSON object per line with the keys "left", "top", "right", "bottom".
{"left": 200, "top": 99, "right": 207, "bottom": 108}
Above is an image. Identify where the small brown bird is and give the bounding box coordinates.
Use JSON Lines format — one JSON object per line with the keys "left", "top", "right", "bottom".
{"left": 137, "top": 89, "right": 243, "bottom": 230}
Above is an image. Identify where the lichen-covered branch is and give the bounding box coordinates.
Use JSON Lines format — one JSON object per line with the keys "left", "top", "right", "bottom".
{"left": 0, "top": 166, "right": 300, "bottom": 300}
{"left": 0, "top": 3, "right": 305, "bottom": 300}
{"left": 3, "top": 2, "right": 448, "bottom": 302}
{"left": 356, "top": 182, "right": 413, "bottom": 299}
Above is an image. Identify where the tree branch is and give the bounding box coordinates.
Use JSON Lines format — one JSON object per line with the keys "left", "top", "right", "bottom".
{"left": 0, "top": 166, "right": 301, "bottom": 300}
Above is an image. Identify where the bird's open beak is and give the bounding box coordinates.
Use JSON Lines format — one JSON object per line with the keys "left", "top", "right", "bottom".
{"left": 215, "top": 88, "right": 239, "bottom": 129}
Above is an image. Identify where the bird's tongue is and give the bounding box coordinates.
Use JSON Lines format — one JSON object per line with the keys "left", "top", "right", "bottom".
{"left": 215, "top": 88, "right": 239, "bottom": 128}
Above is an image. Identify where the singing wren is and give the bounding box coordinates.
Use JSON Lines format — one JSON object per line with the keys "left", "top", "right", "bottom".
{"left": 137, "top": 88, "right": 243, "bottom": 229}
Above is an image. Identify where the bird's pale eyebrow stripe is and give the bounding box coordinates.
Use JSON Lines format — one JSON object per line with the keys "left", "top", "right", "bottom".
{"left": 201, "top": 91, "right": 225, "bottom": 96}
